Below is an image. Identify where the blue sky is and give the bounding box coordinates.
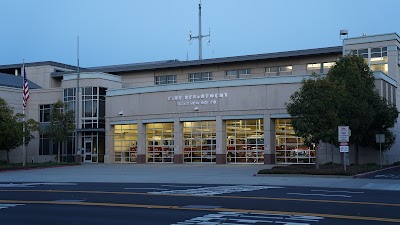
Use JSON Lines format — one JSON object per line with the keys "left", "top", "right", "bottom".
{"left": 1, "top": 0, "right": 399, "bottom": 67}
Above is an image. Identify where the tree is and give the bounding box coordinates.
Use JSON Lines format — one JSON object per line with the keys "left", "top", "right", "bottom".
{"left": 286, "top": 55, "right": 399, "bottom": 164}
{"left": 286, "top": 74, "right": 343, "bottom": 167}
{"left": 0, "top": 97, "right": 39, "bottom": 163}
{"left": 43, "top": 100, "right": 75, "bottom": 163}
{"left": 361, "top": 93, "right": 398, "bottom": 150}
{"left": 327, "top": 55, "right": 398, "bottom": 163}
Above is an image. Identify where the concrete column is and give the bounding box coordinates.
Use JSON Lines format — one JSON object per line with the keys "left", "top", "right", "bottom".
{"left": 387, "top": 45, "right": 399, "bottom": 81}
{"left": 104, "top": 122, "right": 113, "bottom": 164}
{"left": 137, "top": 120, "right": 147, "bottom": 163}
{"left": 264, "top": 114, "right": 276, "bottom": 164}
{"left": 216, "top": 116, "right": 227, "bottom": 164}
{"left": 173, "top": 117, "right": 184, "bottom": 164}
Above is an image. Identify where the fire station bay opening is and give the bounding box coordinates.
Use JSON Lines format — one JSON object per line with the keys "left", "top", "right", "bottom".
{"left": 112, "top": 119, "right": 316, "bottom": 164}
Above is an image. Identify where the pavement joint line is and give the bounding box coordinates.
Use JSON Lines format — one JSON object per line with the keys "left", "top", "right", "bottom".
{"left": 1, "top": 189, "right": 400, "bottom": 207}
{"left": 0, "top": 199, "right": 399, "bottom": 223}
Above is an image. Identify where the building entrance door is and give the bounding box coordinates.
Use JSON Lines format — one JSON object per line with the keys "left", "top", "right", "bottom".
{"left": 83, "top": 138, "right": 98, "bottom": 163}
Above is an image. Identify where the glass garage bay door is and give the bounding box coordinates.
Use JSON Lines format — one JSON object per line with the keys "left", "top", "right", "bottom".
{"left": 226, "top": 119, "right": 264, "bottom": 164}
{"left": 275, "top": 119, "right": 316, "bottom": 164}
{"left": 146, "top": 123, "right": 174, "bottom": 163}
{"left": 183, "top": 121, "right": 216, "bottom": 163}
{"left": 114, "top": 124, "right": 138, "bottom": 163}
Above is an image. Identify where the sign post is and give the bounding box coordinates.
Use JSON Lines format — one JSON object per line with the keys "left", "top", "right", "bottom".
{"left": 376, "top": 134, "right": 385, "bottom": 168}
{"left": 338, "top": 126, "right": 350, "bottom": 171}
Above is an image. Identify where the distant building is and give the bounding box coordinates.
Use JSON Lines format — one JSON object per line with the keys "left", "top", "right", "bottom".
{"left": 0, "top": 33, "right": 399, "bottom": 165}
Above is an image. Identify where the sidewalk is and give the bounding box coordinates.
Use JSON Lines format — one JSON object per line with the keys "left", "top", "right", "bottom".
{"left": 0, "top": 164, "right": 399, "bottom": 191}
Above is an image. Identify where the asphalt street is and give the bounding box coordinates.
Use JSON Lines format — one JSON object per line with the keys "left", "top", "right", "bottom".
{"left": 1, "top": 182, "right": 400, "bottom": 224}
{"left": 361, "top": 166, "right": 400, "bottom": 179}
{"left": 1, "top": 164, "right": 400, "bottom": 224}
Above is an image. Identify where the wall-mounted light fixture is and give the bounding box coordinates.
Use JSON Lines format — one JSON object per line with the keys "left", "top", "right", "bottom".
{"left": 118, "top": 111, "right": 124, "bottom": 116}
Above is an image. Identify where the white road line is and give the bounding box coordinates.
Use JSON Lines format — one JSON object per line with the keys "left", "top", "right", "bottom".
{"left": 161, "top": 185, "right": 202, "bottom": 188}
{"left": 311, "top": 189, "right": 364, "bottom": 194}
{"left": 0, "top": 204, "right": 24, "bottom": 210}
{"left": 124, "top": 188, "right": 169, "bottom": 190}
{"left": 287, "top": 193, "right": 352, "bottom": 198}
{"left": 0, "top": 183, "right": 76, "bottom": 188}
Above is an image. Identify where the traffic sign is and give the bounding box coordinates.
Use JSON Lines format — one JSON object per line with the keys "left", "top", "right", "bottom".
{"left": 340, "top": 146, "right": 349, "bottom": 153}
{"left": 376, "top": 134, "right": 385, "bottom": 143}
{"left": 339, "top": 126, "right": 350, "bottom": 136}
{"left": 338, "top": 126, "right": 350, "bottom": 142}
{"left": 339, "top": 142, "right": 348, "bottom": 146}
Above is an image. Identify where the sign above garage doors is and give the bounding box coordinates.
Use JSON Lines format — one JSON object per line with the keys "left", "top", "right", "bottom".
{"left": 168, "top": 92, "right": 228, "bottom": 106}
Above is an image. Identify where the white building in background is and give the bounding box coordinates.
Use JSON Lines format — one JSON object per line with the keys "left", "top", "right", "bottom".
{"left": 0, "top": 33, "right": 399, "bottom": 165}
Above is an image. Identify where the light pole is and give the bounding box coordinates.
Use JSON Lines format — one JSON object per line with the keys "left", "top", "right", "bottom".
{"left": 75, "top": 36, "right": 80, "bottom": 162}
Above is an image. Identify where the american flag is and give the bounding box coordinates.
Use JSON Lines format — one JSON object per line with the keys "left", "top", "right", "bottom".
{"left": 22, "top": 65, "right": 29, "bottom": 109}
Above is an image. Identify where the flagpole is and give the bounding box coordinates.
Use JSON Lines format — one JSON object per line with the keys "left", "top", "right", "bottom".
{"left": 22, "top": 60, "right": 26, "bottom": 166}
{"left": 75, "top": 36, "right": 80, "bottom": 163}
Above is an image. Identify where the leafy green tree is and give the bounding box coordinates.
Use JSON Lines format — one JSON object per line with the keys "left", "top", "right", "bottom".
{"left": 0, "top": 97, "right": 39, "bottom": 163}
{"left": 327, "top": 55, "right": 398, "bottom": 163}
{"left": 362, "top": 93, "right": 398, "bottom": 150}
{"left": 287, "top": 74, "right": 342, "bottom": 145}
{"left": 43, "top": 100, "right": 75, "bottom": 163}
{"left": 286, "top": 74, "right": 343, "bottom": 167}
{"left": 286, "top": 55, "right": 398, "bottom": 164}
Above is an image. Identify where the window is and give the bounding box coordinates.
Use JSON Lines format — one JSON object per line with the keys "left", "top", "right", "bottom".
{"left": 82, "top": 87, "right": 98, "bottom": 118}
{"left": 99, "top": 87, "right": 106, "bottom": 118}
{"left": 39, "top": 104, "right": 51, "bottom": 122}
{"left": 279, "top": 66, "right": 293, "bottom": 75}
{"left": 265, "top": 67, "right": 278, "bottom": 76}
{"left": 352, "top": 49, "right": 369, "bottom": 59}
{"left": 352, "top": 47, "right": 388, "bottom": 74}
{"left": 323, "top": 62, "right": 336, "bottom": 69}
{"left": 307, "top": 63, "right": 322, "bottom": 74}
{"left": 188, "top": 72, "right": 212, "bottom": 82}
{"left": 155, "top": 75, "right": 176, "bottom": 85}
{"left": 370, "top": 47, "right": 388, "bottom": 74}
{"left": 225, "top": 69, "right": 251, "bottom": 78}
{"left": 39, "top": 134, "right": 51, "bottom": 155}
{"left": 265, "top": 66, "right": 292, "bottom": 76}
{"left": 63, "top": 88, "right": 76, "bottom": 112}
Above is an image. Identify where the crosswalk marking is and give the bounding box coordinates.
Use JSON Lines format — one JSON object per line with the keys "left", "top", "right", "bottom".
{"left": 172, "top": 212, "right": 324, "bottom": 225}
{"left": 150, "top": 185, "right": 284, "bottom": 196}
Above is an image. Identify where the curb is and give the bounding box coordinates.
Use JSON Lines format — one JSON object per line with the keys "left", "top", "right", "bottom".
{"left": 254, "top": 173, "right": 351, "bottom": 178}
{"left": 353, "top": 165, "right": 400, "bottom": 178}
{"left": 0, "top": 164, "right": 80, "bottom": 173}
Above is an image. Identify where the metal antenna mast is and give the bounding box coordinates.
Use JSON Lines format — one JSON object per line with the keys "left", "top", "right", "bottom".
{"left": 189, "top": 0, "right": 210, "bottom": 60}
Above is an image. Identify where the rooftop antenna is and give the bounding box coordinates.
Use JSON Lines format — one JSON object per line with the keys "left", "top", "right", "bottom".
{"left": 189, "top": 0, "right": 210, "bottom": 60}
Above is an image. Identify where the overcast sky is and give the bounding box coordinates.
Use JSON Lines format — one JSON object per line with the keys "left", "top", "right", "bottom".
{"left": 1, "top": 0, "right": 399, "bottom": 67}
